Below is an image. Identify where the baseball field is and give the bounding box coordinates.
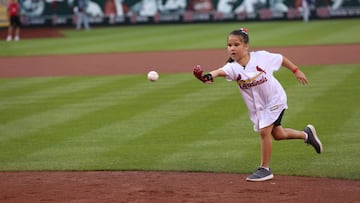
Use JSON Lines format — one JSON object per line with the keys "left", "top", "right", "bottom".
{"left": 0, "top": 19, "right": 359, "bottom": 202}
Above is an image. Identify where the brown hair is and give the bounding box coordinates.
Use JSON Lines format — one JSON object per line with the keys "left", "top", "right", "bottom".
{"left": 226, "top": 28, "right": 249, "bottom": 63}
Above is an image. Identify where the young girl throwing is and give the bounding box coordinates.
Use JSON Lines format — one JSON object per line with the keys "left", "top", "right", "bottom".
{"left": 193, "top": 28, "right": 322, "bottom": 182}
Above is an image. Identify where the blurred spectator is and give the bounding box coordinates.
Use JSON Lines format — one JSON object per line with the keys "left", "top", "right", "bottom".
{"left": 217, "top": 0, "right": 236, "bottom": 13}
{"left": 187, "top": 0, "right": 214, "bottom": 12}
{"left": 235, "top": 0, "right": 266, "bottom": 15}
{"left": 302, "top": 0, "right": 314, "bottom": 22}
{"left": 158, "top": 0, "right": 186, "bottom": 14}
{"left": 331, "top": 0, "right": 344, "bottom": 10}
{"left": 6, "top": 0, "right": 21, "bottom": 41}
{"left": 105, "top": 0, "right": 129, "bottom": 23}
{"left": 105, "top": 0, "right": 116, "bottom": 22}
{"left": 51, "top": 0, "right": 59, "bottom": 26}
{"left": 21, "top": 0, "right": 45, "bottom": 17}
{"left": 114, "top": 0, "right": 129, "bottom": 16}
{"left": 74, "top": 0, "right": 90, "bottom": 30}
{"left": 68, "top": 0, "right": 103, "bottom": 17}
{"left": 139, "top": 0, "right": 158, "bottom": 17}
{"left": 217, "top": 0, "right": 266, "bottom": 15}
{"left": 270, "top": 0, "right": 288, "bottom": 13}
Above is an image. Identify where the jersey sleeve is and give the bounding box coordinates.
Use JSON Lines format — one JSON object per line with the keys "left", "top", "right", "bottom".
{"left": 258, "top": 51, "right": 283, "bottom": 72}
{"left": 220, "top": 63, "right": 236, "bottom": 81}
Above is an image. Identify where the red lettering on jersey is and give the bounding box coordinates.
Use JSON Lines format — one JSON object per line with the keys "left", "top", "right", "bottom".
{"left": 256, "top": 66, "right": 266, "bottom": 74}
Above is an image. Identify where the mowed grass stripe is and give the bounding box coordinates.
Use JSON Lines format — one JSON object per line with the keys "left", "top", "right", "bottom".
{"left": 285, "top": 65, "right": 359, "bottom": 131}
{"left": 271, "top": 65, "right": 360, "bottom": 178}
{"left": 0, "top": 74, "right": 188, "bottom": 143}
{"left": 0, "top": 77, "right": 63, "bottom": 92}
{"left": 302, "top": 20, "right": 360, "bottom": 45}
{"left": 0, "top": 75, "right": 139, "bottom": 124}
{"left": 280, "top": 65, "right": 358, "bottom": 127}
{"left": 61, "top": 24, "right": 229, "bottom": 52}
{"left": 250, "top": 20, "right": 359, "bottom": 47}
{"left": 296, "top": 65, "right": 360, "bottom": 179}
{"left": 250, "top": 22, "right": 314, "bottom": 46}
{"left": 0, "top": 74, "right": 197, "bottom": 165}
{"left": 81, "top": 25, "right": 226, "bottom": 52}
{"left": 105, "top": 89, "right": 245, "bottom": 170}
{"left": 0, "top": 78, "right": 235, "bottom": 170}
{"left": 0, "top": 76, "right": 124, "bottom": 108}
{"left": 152, "top": 109, "right": 251, "bottom": 172}
{"left": 17, "top": 25, "right": 216, "bottom": 55}
{"left": 321, "top": 111, "right": 360, "bottom": 179}
{"left": 0, "top": 77, "right": 78, "bottom": 98}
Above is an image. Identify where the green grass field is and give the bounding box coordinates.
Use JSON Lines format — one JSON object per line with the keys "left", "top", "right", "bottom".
{"left": 0, "top": 19, "right": 360, "bottom": 56}
{"left": 0, "top": 19, "right": 359, "bottom": 180}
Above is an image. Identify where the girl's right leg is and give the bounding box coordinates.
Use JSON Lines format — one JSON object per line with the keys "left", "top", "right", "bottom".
{"left": 271, "top": 126, "right": 306, "bottom": 141}
{"left": 272, "top": 125, "right": 322, "bottom": 153}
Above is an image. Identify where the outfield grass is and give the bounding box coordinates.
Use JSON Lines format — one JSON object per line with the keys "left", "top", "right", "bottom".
{"left": 0, "top": 19, "right": 359, "bottom": 179}
{"left": 0, "top": 65, "right": 359, "bottom": 179}
{"left": 0, "top": 19, "right": 359, "bottom": 56}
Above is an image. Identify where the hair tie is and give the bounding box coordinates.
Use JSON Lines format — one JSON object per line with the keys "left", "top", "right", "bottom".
{"left": 240, "top": 28, "right": 248, "bottom": 35}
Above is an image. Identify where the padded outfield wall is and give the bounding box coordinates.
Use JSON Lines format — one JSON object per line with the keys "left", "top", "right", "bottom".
{"left": 1, "top": 0, "right": 359, "bottom": 27}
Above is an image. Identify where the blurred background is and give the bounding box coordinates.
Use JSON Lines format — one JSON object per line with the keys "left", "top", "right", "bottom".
{"left": 0, "top": 0, "right": 359, "bottom": 28}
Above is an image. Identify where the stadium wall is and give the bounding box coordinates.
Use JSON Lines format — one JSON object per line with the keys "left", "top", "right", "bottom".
{"left": 2, "top": 0, "right": 360, "bottom": 27}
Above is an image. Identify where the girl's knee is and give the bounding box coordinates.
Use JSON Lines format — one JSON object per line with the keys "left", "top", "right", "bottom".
{"left": 272, "top": 127, "right": 287, "bottom": 140}
{"left": 272, "top": 134, "right": 284, "bottom": 141}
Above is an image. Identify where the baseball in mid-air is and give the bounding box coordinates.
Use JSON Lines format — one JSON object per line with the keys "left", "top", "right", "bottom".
{"left": 147, "top": 71, "right": 159, "bottom": 82}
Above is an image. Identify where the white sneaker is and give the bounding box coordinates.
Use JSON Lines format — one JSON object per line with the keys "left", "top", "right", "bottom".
{"left": 6, "top": 36, "right": 12, "bottom": 41}
{"left": 14, "top": 36, "right": 20, "bottom": 41}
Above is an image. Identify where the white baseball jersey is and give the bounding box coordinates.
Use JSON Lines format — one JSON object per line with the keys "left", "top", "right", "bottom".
{"left": 221, "top": 50, "right": 287, "bottom": 132}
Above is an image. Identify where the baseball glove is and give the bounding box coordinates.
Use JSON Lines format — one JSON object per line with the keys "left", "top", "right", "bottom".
{"left": 193, "top": 65, "right": 213, "bottom": 83}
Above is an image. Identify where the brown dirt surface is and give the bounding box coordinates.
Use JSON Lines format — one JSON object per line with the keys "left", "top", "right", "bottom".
{"left": 1, "top": 44, "right": 359, "bottom": 78}
{"left": 1, "top": 171, "right": 359, "bottom": 203}
{"left": 0, "top": 27, "right": 64, "bottom": 39}
{"left": 0, "top": 28, "right": 360, "bottom": 203}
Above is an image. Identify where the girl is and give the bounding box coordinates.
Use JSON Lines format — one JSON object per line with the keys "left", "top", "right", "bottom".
{"left": 193, "top": 28, "right": 322, "bottom": 182}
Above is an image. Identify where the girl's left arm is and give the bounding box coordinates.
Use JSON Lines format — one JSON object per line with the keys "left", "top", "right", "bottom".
{"left": 209, "top": 68, "right": 227, "bottom": 78}
{"left": 282, "top": 56, "right": 309, "bottom": 85}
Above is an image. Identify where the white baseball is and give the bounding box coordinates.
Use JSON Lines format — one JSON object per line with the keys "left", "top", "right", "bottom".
{"left": 147, "top": 71, "right": 159, "bottom": 82}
